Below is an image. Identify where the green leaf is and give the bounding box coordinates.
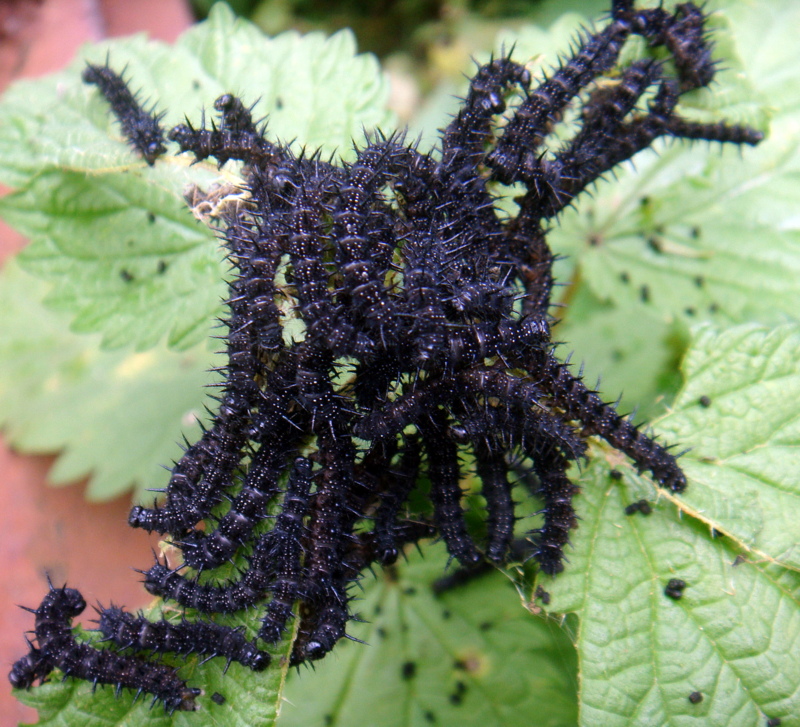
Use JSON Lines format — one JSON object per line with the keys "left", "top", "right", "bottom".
{"left": 553, "top": 284, "right": 688, "bottom": 422}
{"left": 658, "top": 323, "right": 800, "bottom": 570}
{"left": 280, "top": 543, "right": 578, "bottom": 727}
{"left": 0, "top": 259, "right": 217, "bottom": 501}
{"left": 0, "top": 3, "right": 393, "bottom": 350}
{"left": 724, "top": 0, "right": 800, "bottom": 114}
{"left": 178, "top": 6, "right": 391, "bottom": 155}
{"left": 14, "top": 612, "right": 295, "bottom": 727}
{"left": 546, "top": 321, "right": 800, "bottom": 727}
{"left": 547, "top": 456, "right": 800, "bottom": 727}
{"left": 0, "top": 169, "right": 225, "bottom": 351}
{"left": 567, "top": 132, "right": 800, "bottom": 326}
{"left": 522, "top": 0, "right": 607, "bottom": 26}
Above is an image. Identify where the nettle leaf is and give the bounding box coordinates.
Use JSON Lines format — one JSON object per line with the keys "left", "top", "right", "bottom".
{"left": 177, "top": 7, "right": 391, "bottom": 154}
{"left": 1, "top": 168, "right": 224, "bottom": 351}
{"left": 0, "top": 3, "right": 393, "bottom": 351}
{"left": 14, "top": 611, "right": 295, "bottom": 727}
{"left": 724, "top": 0, "right": 800, "bottom": 114}
{"left": 547, "top": 322, "right": 800, "bottom": 727}
{"left": 553, "top": 285, "right": 688, "bottom": 422}
{"left": 280, "top": 543, "right": 577, "bottom": 727}
{"left": 547, "top": 457, "right": 800, "bottom": 727}
{"left": 658, "top": 324, "right": 800, "bottom": 570}
{"left": 0, "top": 259, "right": 217, "bottom": 501}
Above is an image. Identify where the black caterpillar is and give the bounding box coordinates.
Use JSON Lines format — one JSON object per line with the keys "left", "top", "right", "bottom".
{"left": 12, "top": 0, "right": 762, "bottom": 711}
{"left": 15, "top": 581, "right": 199, "bottom": 713}
{"left": 83, "top": 62, "right": 166, "bottom": 165}
{"left": 96, "top": 607, "right": 270, "bottom": 671}
{"left": 258, "top": 457, "right": 313, "bottom": 644}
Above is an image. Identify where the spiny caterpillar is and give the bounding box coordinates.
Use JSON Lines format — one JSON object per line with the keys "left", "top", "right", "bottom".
{"left": 11, "top": 0, "right": 762, "bottom": 710}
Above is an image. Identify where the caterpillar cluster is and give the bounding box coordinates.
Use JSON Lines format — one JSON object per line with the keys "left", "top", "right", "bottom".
{"left": 13, "top": 0, "right": 761, "bottom": 711}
